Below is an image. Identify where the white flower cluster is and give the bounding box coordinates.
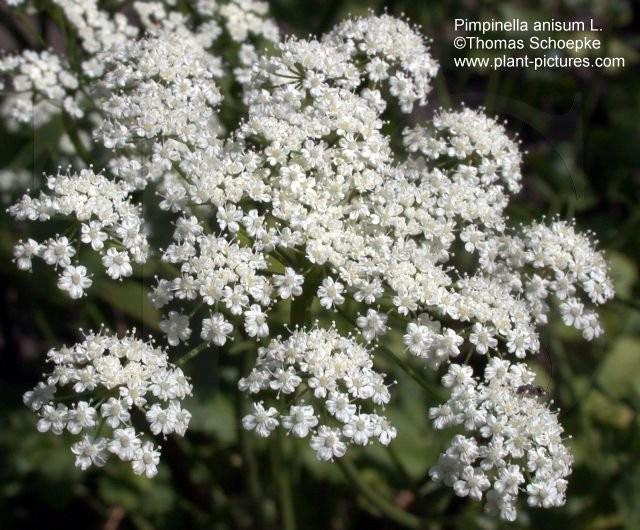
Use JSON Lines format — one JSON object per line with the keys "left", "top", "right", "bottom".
{"left": 521, "top": 220, "right": 614, "bottom": 340}
{"left": 0, "top": 50, "right": 82, "bottom": 128}
{"left": 95, "top": 29, "right": 223, "bottom": 190}
{"left": 23, "top": 332, "right": 192, "bottom": 477}
{"left": 8, "top": 168, "right": 148, "bottom": 297}
{"left": 239, "top": 327, "right": 396, "bottom": 460}
{"left": 1, "top": 0, "right": 277, "bottom": 133}
{"left": 429, "top": 360, "right": 572, "bottom": 521}
{"left": 4, "top": 2, "right": 616, "bottom": 519}
{"left": 49, "top": 0, "right": 137, "bottom": 63}
{"left": 134, "top": 0, "right": 279, "bottom": 54}
{"left": 325, "top": 14, "right": 439, "bottom": 112}
{"left": 151, "top": 214, "right": 303, "bottom": 345}
{"left": 404, "top": 106, "right": 523, "bottom": 195}
{"left": 213, "top": 0, "right": 279, "bottom": 42}
{"left": 233, "top": 13, "right": 612, "bottom": 369}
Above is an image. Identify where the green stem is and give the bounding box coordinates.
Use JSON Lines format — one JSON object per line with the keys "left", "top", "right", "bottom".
{"left": 334, "top": 307, "right": 438, "bottom": 398}
{"left": 463, "top": 344, "right": 474, "bottom": 364}
{"left": 15, "top": 11, "right": 47, "bottom": 49}
{"left": 270, "top": 433, "right": 296, "bottom": 530}
{"left": 386, "top": 444, "right": 412, "bottom": 484}
{"left": 379, "top": 346, "right": 439, "bottom": 399}
{"left": 336, "top": 457, "right": 421, "bottom": 529}
{"left": 290, "top": 265, "right": 323, "bottom": 329}
{"left": 176, "top": 342, "right": 208, "bottom": 366}
{"left": 432, "top": 73, "right": 451, "bottom": 109}
{"left": 265, "top": 268, "right": 322, "bottom": 530}
{"left": 94, "top": 415, "right": 107, "bottom": 438}
{"left": 189, "top": 302, "right": 203, "bottom": 318}
{"left": 62, "top": 112, "right": 92, "bottom": 166}
{"left": 237, "top": 346, "right": 269, "bottom": 527}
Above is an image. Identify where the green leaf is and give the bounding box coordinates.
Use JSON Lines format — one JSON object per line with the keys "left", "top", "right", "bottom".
{"left": 597, "top": 338, "right": 640, "bottom": 399}
{"left": 93, "top": 279, "right": 160, "bottom": 331}
{"left": 188, "top": 394, "right": 237, "bottom": 444}
{"left": 584, "top": 389, "right": 634, "bottom": 429}
{"left": 608, "top": 251, "right": 637, "bottom": 298}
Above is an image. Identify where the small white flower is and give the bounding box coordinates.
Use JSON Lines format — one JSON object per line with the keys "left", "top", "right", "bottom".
{"left": 242, "top": 402, "right": 279, "bottom": 437}
{"left": 169, "top": 403, "right": 192, "bottom": 436}
{"left": 469, "top": 323, "right": 497, "bottom": 355}
{"left": 37, "top": 403, "right": 68, "bottom": 434}
{"left": 132, "top": 441, "right": 161, "bottom": 478}
{"left": 160, "top": 311, "right": 192, "bottom": 346}
{"left": 310, "top": 426, "right": 347, "bottom": 461}
{"left": 560, "top": 298, "right": 585, "bottom": 328}
{"left": 376, "top": 418, "right": 398, "bottom": 446}
{"left": 325, "top": 392, "right": 356, "bottom": 423}
{"left": 403, "top": 322, "right": 433, "bottom": 356}
{"left": 13, "top": 238, "right": 41, "bottom": 270}
{"left": 66, "top": 401, "right": 97, "bottom": 434}
{"left": 356, "top": 309, "right": 387, "bottom": 342}
{"left": 269, "top": 367, "right": 302, "bottom": 394}
{"left": 58, "top": 265, "right": 92, "bottom": 299}
{"left": 102, "top": 247, "right": 132, "bottom": 279}
{"left": 238, "top": 369, "right": 268, "bottom": 394}
{"left": 43, "top": 237, "right": 75, "bottom": 268}
{"left": 282, "top": 405, "right": 318, "bottom": 437}
{"left": 108, "top": 427, "right": 141, "bottom": 461}
{"left": 435, "top": 329, "right": 463, "bottom": 358}
{"left": 71, "top": 436, "right": 108, "bottom": 470}
{"left": 150, "top": 279, "right": 173, "bottom": 308}
{"left": 494, "top": 465, "right": 524, "bottom": 496}
{"left": 273, "top": 267, "right": 303, "bottom": 299}
{"left": 342, "top": 413, "right": 375, "bottom": 446}
{"left": 23, "top": 382, "right": 55, "bottom": 411}
{"left": 244, "top": 304, "right": 269, "bottom": 338}
{"left": 308, "top": 368, "right": 337, "bottom": 398}
{"left": 317, "top": 277, "right": 345, "bottom": 309}
{"left": 80, "top": 221, "right": 108, "bottom": 250}
{"left": 453, "top": 466, "right": 490, "bottom": 500}
{"left": 223, "top": 285, "right": 249, "bottom": 315}
{"left": 201, "top": 313, "right": 233, "bottom": 345}
{"left": 100, "top": 397, "right": 131, "bottom": 429}
{"left": 146, "top": 403, "right": 175, "bottom": 436}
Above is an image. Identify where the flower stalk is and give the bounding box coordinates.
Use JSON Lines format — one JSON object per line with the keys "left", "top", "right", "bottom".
{"left": 336, "top": 457, "right": 421, "bottom": 529}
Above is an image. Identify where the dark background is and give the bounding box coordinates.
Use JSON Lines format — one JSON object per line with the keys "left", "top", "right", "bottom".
{"left": 1, "top": 0, "right": 639, "bottom": 529}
